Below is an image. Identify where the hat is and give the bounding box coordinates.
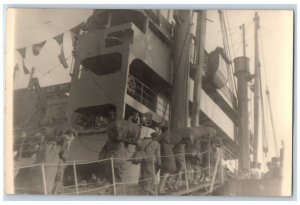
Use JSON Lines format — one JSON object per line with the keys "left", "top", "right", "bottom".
{"left": 40, "top": 126, "right": 53, "bottom": 135}
{"left": 151, "top": 132, "right": 159, "bottom": 139}
{"left": 65, "top": 128, "right": 78, "bottom": 138}
{"left": 271, "top": 157, "right": 279, "bottom": 162}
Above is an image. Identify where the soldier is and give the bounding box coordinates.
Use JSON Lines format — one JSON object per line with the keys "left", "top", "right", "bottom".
{"left": 138, "top": 132, "right": 161, "bottom": 195}
{"left": 173, "top": 143, "right": 185, "bottom": 190}
{"left": 128, "top": 111, "right": 141, "bottom": 125}
{"left": 52, "top": 128, "right": 77, "bottom": 194}
{"left": 158, "top": 135, "right": 177, "bottom": 193}
{"left": 108, "top": 110, "right": 116, "bottom": 123}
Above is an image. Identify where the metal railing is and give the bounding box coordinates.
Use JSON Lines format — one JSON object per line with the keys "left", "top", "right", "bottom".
{"left": 13, "top": 147, "right": 228, "bottom": 195}
{"left": 127, "top": 74, "right": 169, "bottom": 118}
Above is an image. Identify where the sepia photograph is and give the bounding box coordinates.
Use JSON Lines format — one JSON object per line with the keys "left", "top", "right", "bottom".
{"left": 4, "top": 8, "right": 294, "bottom": 197}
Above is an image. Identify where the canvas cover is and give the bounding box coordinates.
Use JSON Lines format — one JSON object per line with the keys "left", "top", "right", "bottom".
{"left": 162, "top": 126, "right": 217, "bottom": 146}
{"left": 106, "top": 120, "right": 141, "bottom": 144}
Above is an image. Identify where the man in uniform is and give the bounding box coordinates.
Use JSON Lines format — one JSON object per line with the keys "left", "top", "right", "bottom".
{"left": 128, "top": 111, "right": 141, "bottom": 125}
{"left": 138, "top": 132, "right": 161, "bottom": 195}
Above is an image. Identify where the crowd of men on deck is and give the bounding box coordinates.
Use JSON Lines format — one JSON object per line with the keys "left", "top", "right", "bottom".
{"left": 14, "top": 110, "right": 282, "bottom": 195}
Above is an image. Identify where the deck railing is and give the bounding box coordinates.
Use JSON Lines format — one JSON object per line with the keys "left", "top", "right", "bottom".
{"left": 127, "top": 74, "right": 169, "bottom": 119}
{"left": 13, "top": 147, "right": 228, "bottom": 195}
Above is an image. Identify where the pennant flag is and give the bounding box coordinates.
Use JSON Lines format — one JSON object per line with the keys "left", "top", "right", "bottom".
{"left": 53, "top": 33, "right": 68, "bottom": 68}
{"left": 17, "top": 47, "right": 27, "bottom": 59}
{"left": 32, "top": 40, "right": 46, "bottom": 56}
{"left": 16, "top": 47, "right": 30, "bottom": 75}
{"left": 14, "top": 63, "right": 20, "bottom": 71}
{"left": 70, "top": 23, "right": 82, "bottom": 35}
{"left": 58, "top": 46, "right": 69, "bottom": 69}
{"left": 53, "top": 33, "right": 64, "bottom": 46}
{"left": 22, "top": 59, "right": 30, "bottom": 75}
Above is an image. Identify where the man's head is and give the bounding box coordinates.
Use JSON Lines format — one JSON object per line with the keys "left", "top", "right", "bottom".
{"left": 132, "top": 111, "right": 139, "bottom": 118}
{"left": 257, "top": 163, "right": 261, "bottom": 169}
{"left": 65, "top": 128, "right": 78, "bottom": 142}
{"left": 109, "top": 110, "right": 116, "bottom": 118}
{"left": 271, "top": 157, "right": 279, "bottom": 164}
{"left": 250, "top": 161, "right": 256, "bottom": 168}
{"left": 266, "top": 161, "right": 272, "bottom": 170}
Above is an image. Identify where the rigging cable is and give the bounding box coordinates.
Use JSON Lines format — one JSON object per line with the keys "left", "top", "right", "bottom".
{"left": 40, "top": 55, "right": 72, "bottom": 79}
{"left": 259, "top": 67, "right": 269, "bottom": 157}
{"left": 218, "top": 10, "right": 238, "bottom": 108}
{"left": 265, "top": 87, "right": 279, "bottom": 157}
{"left": 258, "top": 28, "right": 279, "bottom": 157}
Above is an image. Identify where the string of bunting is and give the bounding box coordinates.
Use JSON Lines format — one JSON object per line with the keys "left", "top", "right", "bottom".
{"left": 14, "top": 22, "right": 83, "bottom": 75}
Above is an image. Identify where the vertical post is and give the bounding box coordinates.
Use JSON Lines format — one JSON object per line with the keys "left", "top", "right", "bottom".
{"left": 108, "top": 12, "right": 112, "bottom": 28}
{"left": 183, "top": 153, "right": 190, "bottom": 194}
{"left": 152, "top": 155, "right": 158, "bottom": 196}
{"left": 253, "top": 12, "right": 261, "bottom": 166}
{"left": 73, "top": 161, "right": 79, "bottom": 194}
{"left": 220, "top": 147, "right": 224, "bottom": 184}
{"left": 27, "top": 67, "right": 35, "bottom": 88}
{"left": 18, "top": 136, "right": 25, "bottom": 159}
{"left": 171, "top": 10, "right": 192, "bottom": 130}
{"left": 143, "top": 17, "right": 149, "bottom": 33}
{"left": 209, "top": 148, "right": 220, "bottom": 193}
{"left": 234, "top": 56, "right": 251, "bottom": 173}
{"left": 239, "top": 24, "right": 246, "bottom": 57}
{"left": 41, "top": 163, "right": 48, "bottom": 195}
{"left": 208, "top": 137, "right": 211, "bottom": 182}
{"left": 141, "top": 84, "right": 144, "bottom": 103}
{"left": 110, "top": 158, "right": 117, "bottom": 196}
{"left": 191, "top": 10, "right": 207, "bottom": 127}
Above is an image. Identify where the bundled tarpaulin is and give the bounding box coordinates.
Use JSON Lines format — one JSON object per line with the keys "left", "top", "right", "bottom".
{"left": 16, "top": 47, "right": 30, "bottom": 75}
{"left": 161, "top": 126, "right": 217, "bottom": 146}
{"left": 205, "top": 47, "right": 232, "bottom": 89}
{"left": 32, "top": 40, "right": 47, "bottom": 56}
{"left": 106, "top": 120, "right": 141, "bottom": 145}
{"left": 53, "top": 33, "right": 69, "bottom": 69}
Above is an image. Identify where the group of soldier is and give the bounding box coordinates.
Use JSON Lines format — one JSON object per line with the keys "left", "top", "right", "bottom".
{"left": 103, "top": 111, "right": 221, "bottom": 195}
{"left": 16, "top": 110, "right": 223, "bottom": 195}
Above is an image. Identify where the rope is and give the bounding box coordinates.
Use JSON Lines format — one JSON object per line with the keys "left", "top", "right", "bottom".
{"left": 229, "top": 24, "right": 288, "bottom": 48}
{"left": 14, "top": 150, "right": 210, "bottom": 170}
{"left": 14, "top": 149, "right": 214, "bottom": 195}
{"left": 259, "top": 68, "right": 268, "bottom": 155}
{"left": 40, "top": 56, "right": 72, "bottom": 79}
{"left": 266, "top": 89, "right": 279, "bottom": 157}
{"left": 14, "top": 21, "right": 84, "bottom": 50}
{"left": 258, "top": 27, "right": 278, "bottom": 157}
{"left": 218, "top": 10, "right": 237, "bottom": 107}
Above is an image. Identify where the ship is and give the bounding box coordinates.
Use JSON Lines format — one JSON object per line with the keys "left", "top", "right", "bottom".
{"left": 12, "top": 9, "right": 284, "bottom": 196}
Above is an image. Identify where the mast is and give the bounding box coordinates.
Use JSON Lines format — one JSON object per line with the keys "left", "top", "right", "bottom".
{"left": 191, "top": 10, "right": 207, "bottom": 127}
{"left": 253, "top": 12, "right": 260, "bottom": 165}
{"left": 234, "top": 56, "right": 250, "bottom": 172}
{"left": 240, "top": 24, "right": 246, "bottom": 57}
{"left": 171, "top": 10, "right": 192, "bottom": 130}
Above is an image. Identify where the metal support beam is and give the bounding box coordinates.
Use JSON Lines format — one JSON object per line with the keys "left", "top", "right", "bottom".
{"left": 234, "top": 56, "right": 250, "bottom": 172}
{"left": 171, "top": 10, "right": 192, "bottom": 129}
{"left": 191, "top": 10, "right": 207, "bottom": 127}
{"left": 253, "top": 12, "right": 261, "bottom": 165}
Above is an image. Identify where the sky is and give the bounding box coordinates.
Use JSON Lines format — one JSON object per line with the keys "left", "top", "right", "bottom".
{"left": 6, "top": 9, "right": 293, "bottom": 194}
